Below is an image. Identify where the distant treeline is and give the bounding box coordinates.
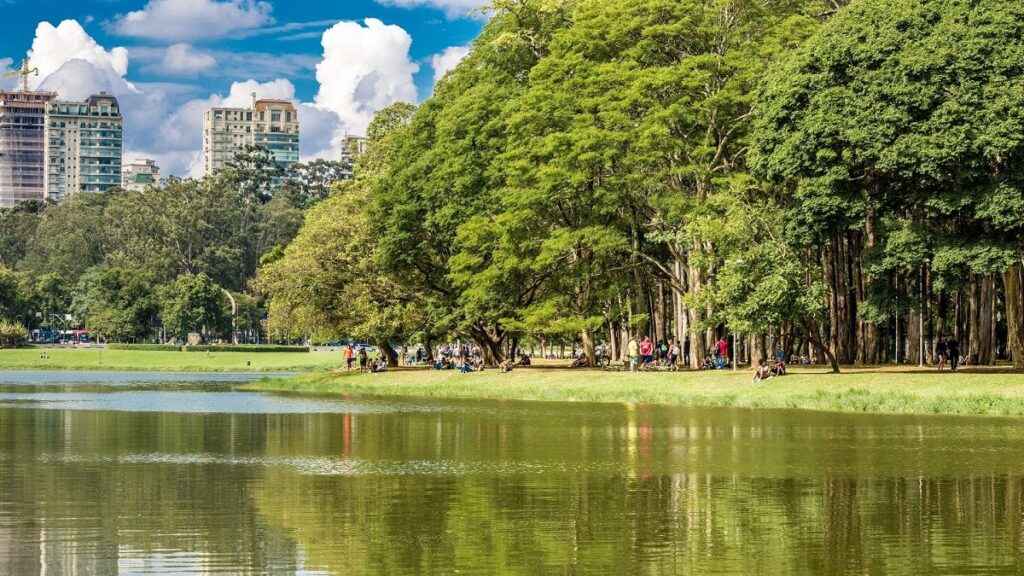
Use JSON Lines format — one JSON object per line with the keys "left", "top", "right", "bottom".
{"left": 0, "top": 151, "right": 351, "bottom": 344}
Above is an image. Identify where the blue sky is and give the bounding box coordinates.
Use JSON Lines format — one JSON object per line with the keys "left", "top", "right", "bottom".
{"left": 0, "top": 0, "right": 487, "bottom": 175}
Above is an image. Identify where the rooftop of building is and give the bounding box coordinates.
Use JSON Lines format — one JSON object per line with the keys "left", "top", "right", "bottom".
{"left": 0, "top": 90, "right": 57, "bottom": 103}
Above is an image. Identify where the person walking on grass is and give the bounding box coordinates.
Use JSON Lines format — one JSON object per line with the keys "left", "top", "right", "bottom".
{"left": 946, "top": 337, "right": 960, "bottom": 372}
{"left": 936, "top": 337, "right": 947, "bottom": 371}
{"left": 344, "top": 344, "right": 355, "bottom": 371}
{"left": 627, "top": 337, "right": 640, "bottom": 372}
{"left": 668, "top": 339, "right": 680, "bottom": 371}
{"left": 358, "top": 346, "right": 369, "bottom": 372}
{"left": 640, "top": 336, "right": 654, "bottom": 369}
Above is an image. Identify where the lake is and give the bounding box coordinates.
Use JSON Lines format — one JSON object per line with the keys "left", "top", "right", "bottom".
{"left": 1, "top": 371, "right": 1023, "bottom": 575}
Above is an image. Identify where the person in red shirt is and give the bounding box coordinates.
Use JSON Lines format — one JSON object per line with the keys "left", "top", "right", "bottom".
{"left": 344, "top": 344, "right": 355, "bottom": 371}
{"left": 639, "top": 336, "right": 654, "bottom": 368}
{"left": 716, "top": 337, "right": 729, "bottom": 368}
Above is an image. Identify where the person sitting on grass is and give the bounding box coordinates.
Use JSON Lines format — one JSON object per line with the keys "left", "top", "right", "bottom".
{"left": 753, "top": 360, "right": 773, "bottom": 383}
{"left": 771, "top": 357, "right": 787, "bottom": 377}
{"left": 371, "top": 358, "right": 388, "bottom": 373}
{"left": 499, "top": 359, "right": 515, "bottom": 373}
{"left": 570, "top": 354, "right": 591, "bottom": 368}
{"left": 459, "top": 359, "right": 476, "bottom": 373}
{"left": 518, "top": 354, "right": 532, "bottom": 367}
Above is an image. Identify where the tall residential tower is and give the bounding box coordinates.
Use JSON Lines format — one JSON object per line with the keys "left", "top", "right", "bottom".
{"left": 44, "top": 93, "right": 123, "bottom": 201}
{"left": 202, "top": 97, "right": 299, "bottom": 176}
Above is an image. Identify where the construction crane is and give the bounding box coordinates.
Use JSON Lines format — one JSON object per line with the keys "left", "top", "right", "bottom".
{"left": 3, "top": 58, "right": 38, "bottom": 92}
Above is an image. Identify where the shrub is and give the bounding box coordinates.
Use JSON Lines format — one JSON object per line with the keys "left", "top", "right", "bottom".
{"left": 0, "top": 320, "right": 29, "bottom": 348}
{"left": 183, "top": 345, "right": 310, "bottom": 353}
{"left": 107, "top": 343, "right": 183, "bottom": 352}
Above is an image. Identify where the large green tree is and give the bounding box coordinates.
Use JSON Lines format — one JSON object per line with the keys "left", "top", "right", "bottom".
{"left": 374, "top": 0, "right": 574, "bottom": 363}
{"left": 72, "top": 267, "right": 158, "bottom": 342}
{"left": 752, "top": 0, "right": 1024, "bottom": 367}
{"left": 258, "top": 103, "right": 421, "bottom": 363}
{"left": 158, "top": 273, "right": 229, "bottom": 342}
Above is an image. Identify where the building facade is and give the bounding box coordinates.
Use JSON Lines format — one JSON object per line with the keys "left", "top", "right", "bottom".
{"left": 203, "top": 98, "right": 299, "bottom": 176}
{"left": 121, "top": 158, "right": 160, "bottom": 192}
{"left": 44, "top": 93, "right": 123, "bottom": 201}
{"left": 339, "top": 135, "right": 368, "bottom": 179}
{"left": 0, "top": 90, "right": 55, "bottom": 207}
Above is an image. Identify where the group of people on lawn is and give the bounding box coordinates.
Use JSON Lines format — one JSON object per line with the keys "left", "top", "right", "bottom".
{"left": 344, "top": 334, "right": 970, "bottom": 377}
{"left": 431, "top": 342, "right": 531, "bottom": 373}
{"left": 625, "top": 335, "right": 733, "bottom": 372}
{"left": 342, "top": 344, "right": 388, "bottom": 373}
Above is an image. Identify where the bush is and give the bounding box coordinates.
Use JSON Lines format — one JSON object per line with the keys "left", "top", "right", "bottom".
{"left": 184, "top": 345, "right": 310, "bottom": 353}
{"left": 0, "top": 320, "right": 29, "bottom": 348}
{"left": 107, "top": 343, "right": 183, "bottom": 352}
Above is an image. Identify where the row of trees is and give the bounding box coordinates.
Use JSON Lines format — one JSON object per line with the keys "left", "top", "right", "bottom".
{"left": 261, "top": 0, "right": 1024, "bottom": 370}
{"left": 0, "top": 151, "right": 350, "bottom": 343}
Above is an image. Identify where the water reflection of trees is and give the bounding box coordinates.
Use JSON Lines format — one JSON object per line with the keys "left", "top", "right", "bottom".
{"left": 252, "top": 409, "right": 1024, "bottom": 576}
{"left": 3, "top": 404, "right": 1024, "bottom": 575}
{"left": 0, "top": 409, "right": 301, "bottom": 574}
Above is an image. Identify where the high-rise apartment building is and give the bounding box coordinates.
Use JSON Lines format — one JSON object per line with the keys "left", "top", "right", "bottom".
{"left": 44, "top": 93, "right": 123, "bottom": 201}
{"left": 121, "top": 158, "right": 160, "bottom": 192}
{"left": 0, "top": 90, "right": 55, "bottom": 207}
{"left": 202, "top": 97, "right": 299, "bottom": 176}
{"left": 339, "top": 135, "right": 368, "bottom": 179}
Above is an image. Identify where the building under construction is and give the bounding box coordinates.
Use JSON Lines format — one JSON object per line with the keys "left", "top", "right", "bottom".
{"left": 0, "top": 90, "right": 56, "bottom": 208}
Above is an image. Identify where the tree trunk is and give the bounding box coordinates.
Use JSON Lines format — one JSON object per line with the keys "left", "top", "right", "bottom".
{"left": 856, "top": 208, "right": 880, "bottom": 364}
{"left": 580, "top": 329, "right": 596, "bottom": 367}
{"left": 1004, "top": 262, "right": 1024, "bottom": 369}
{"left": 825, "top": 233, "right": 856, "bottom": 365}
{"left": 424, "top": 336, "right": 435, "bottom": 363}
{"left": 376, "top": 340, "right": 398, "bottom": 367}
{"left": 969, "top": 274, "right": 996, "bottom": 365}
{"left": 654, "top": 282, "right": 667, "bottom": 345}
{"left": 471, "top": 325, "right": 505, "bottom": 366}
{"left": 687, "top": 256, "right": 706, "bottom": 369}
{"left": 672, "top": 258, "right": 687, "bottom": 337}
{"left": 748, "top": 334, "right": 763, "bottom": 368}
{"left": 805, "top": 319, "right": 840, "bottom": 373}
{"left": 907, "top": 306, "right": 921, "bottom": 366}
{"left": 608, "top": 322, "right": 619, "bottom": 362}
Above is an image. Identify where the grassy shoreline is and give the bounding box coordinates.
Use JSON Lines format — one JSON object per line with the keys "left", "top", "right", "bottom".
{"left": 0, "top": 348, "right": 340, "bottom": 372}
{"left": 244, "top": 366, "right": 1024, "bottom": 417}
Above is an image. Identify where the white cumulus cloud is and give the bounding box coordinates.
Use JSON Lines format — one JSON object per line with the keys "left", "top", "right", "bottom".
{"left": 108, "top": 0, "right": 274, "bottom": 41}
{"left": 313, "top": 18, "right": 418, "bottom": 137}
{"left": 430, "top": 45, "right": 470, "bottom": 84}
{"left": 161, "top": 44, "right": 217, "bottom": 74}
{"left": 28, "top": 20, "right": 129, "bottom": 88}
{"left": 10, "top": 17, "right": 425, "bottom": 176}
{"left": 376, "top": 0, "right": 490, "bottom": 19}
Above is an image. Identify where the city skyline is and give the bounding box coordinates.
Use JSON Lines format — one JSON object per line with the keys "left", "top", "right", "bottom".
{"left": 0, "top": 0, "right": 486, "bottom": 177}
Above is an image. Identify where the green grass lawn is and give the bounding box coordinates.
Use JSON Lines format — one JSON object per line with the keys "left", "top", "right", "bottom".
{"left": 0, "top": 348, "right": 344, "bottom": 372}
{"left": 245, "top": 365, "right": 1024, "bottom": 417}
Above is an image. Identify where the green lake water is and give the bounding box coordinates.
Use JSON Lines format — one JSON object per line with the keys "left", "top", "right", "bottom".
{"left": 1, "top": 371, "right": 1023, "bottom": 575}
